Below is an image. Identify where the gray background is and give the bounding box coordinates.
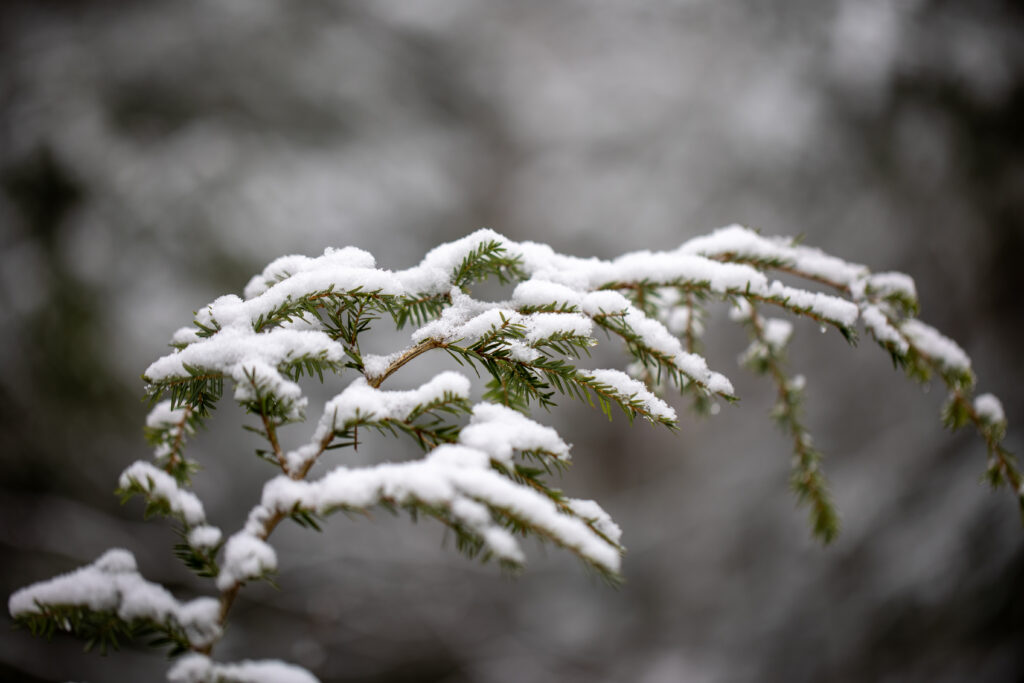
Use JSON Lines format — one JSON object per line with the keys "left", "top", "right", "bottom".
{"left": 2, "top": 0, "right": 1022, "bottom": 681}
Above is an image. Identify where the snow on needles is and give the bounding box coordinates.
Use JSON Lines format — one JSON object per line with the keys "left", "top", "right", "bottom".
{"left": 852, "top": 271, "right": 918, "bottom": 303}
{"left": 460, "top": 402, "right": 571, "bottom": 464}
{"left": 900, "top": 319, "right": 972, "bottom": 373}
{"left": 860, "top": 304, "right": 908, "bottom": 354}
{"left": 217, "top": 532, "right": 277, "bottom": 592}
{"left": 149, "top": 225, "right": 893, "bottom": 427}
{"left": 411, "top": 289, "right": 595, "bottom": 347}
{"left": 974, "top": 394, "right": 1005, "bottom": 425}
{"left": 169, "top": 653, "right": 320, "bottom": 683}
{"left": 146, "top": 400, "right": 191, "bottom": 431}
{"left": 285, "top": 372, "right": 472, "bottom": 473}
{"left": 251, "top": 447, "right": 621, "bottom": 573}
{"left": 9, "top": 549, "right": 221, "bottom": 649}
{"left": 320, "top": 372, "right": 469, "bottom": 429}
{"left": 225, "top": 375, "right": 623, "bottom": 577}
{"left": 141, "top": 227, "right": 980, "bottom": 586}
{"left": 145, "top": 325, "right": 345, "bottom": 419}
{"left": 681, "top": 224, "right": 870, "bottom": 287}
{"left": 146, "top": 226, "right": 936, "bottom": 589}
{"left": 120, "top": 461, "right": 207, "bottom": 526}
{"left": 587, "top": 369, "right": 677, "bottom": 423}
{"left": 146, "top": 399, "right": 195, "bottom": 462}
{"left": 539, "top": 294, "right": 736, "bottom": 398}
{"left": 11, "top": 226, "right": 1014, "bottom": 680}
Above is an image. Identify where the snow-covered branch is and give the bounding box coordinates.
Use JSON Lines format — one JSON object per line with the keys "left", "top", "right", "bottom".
{"left": 10, "top": 227, "right": 1020, "bottom": 681}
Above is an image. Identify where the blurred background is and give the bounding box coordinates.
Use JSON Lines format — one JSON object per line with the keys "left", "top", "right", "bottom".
{"left": 2, "top": 0, "right": 1022, "bottom": 681}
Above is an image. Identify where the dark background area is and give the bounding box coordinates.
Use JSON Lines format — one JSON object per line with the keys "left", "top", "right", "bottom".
{"left": 1, "top": 0, "right": 1022, "bottom": 681}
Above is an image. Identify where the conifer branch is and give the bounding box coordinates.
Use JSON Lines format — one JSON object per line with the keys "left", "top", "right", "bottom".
{"left": 307, "top": 389, "right": 472, "bottom": 456}
{"left": 203, "top": 509, "right": 288, "bottom": 655}
{"left": 601, "top": 280, "right": 858, "bottom": 340}
{"left": 164, "top": 407, "right": 192, "bottom": 476}
{"left": 10, "top": 550, "right": 221, "bottom": 657}
{"left": 443, "top": 340, "right": 676, "bottom": 426}
{"left": 259, "top": 411, "right": 285, "bottom": 470}
{"left": 882, "top": 313, "right": 1023, "bottom": 513}
{"left": 144, "top": 402, "right": 200, "bottom": 483}
{"left": 365, "top": 339, "right": 442, "bottom": 388}
{"left": 251, "top": 287, "right": 397, "bottom": 337}
{"left": 684, "top": 292, "right": 699, "bottom": 354}
{"left": 701, "top": 227, "right": 1020, "bottom": 516}
{"left": 589, "top": 311, "right": 734, "bottom": 402}
{"left": 709, "top": 254, "right": 848, "bottom": 292}
{"left": 391, "top": 293, "right": 450, "bottom": 329}
{"left": 740, "top": 303, "right": 840, "bottom": 543}
{"left": 12, "top": 226, "right": 1019, "bottom": 682}
{"left": 449, "top": 239, "right": 527, "bottom": 291}
{"left": 489, "top": 460, "right": 622, "bottom": 552}
{"left": 147, "top": 369, "right": 225, "bottom": 418}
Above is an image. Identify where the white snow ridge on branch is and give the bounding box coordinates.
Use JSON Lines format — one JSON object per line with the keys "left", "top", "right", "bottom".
{"left": 9, "top": 549, "right": 221, "bottom": 650}
{"left": 9, "top": 226, "right": 1021, "bottom": 682}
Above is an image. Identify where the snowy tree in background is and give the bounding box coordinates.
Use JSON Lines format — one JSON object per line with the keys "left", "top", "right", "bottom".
{"left": 9, "top": 227, "right": 1020, "bottom": 683}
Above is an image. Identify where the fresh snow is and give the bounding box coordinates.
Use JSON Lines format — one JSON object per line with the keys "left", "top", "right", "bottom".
{"left": 171, "top": 326, "right": 203, "bottom": 346}
{"left": 663, "top": 305, "right": 703, "bottom": 338}
{"left": 361, "top": 351, "right": 402, "bottom": 381}
{"left": 860, "top": 304, "right": 909, "bottom": 353}
{"left": 139, "top": 229, "right": 981, "bottom": 583}
{"left": 251, "top": 396, "right": 624, "bottom": 574}
{"left": 255, "top": 452, "right": 621, "bottom": 573}
{"left": 146, "top": 400, "right": 195, "bottom": 462}
{"left": 151, "top": 226, "right": 896, "bottom": 440}
{"left": 763, "top": 281, "right": 859, "bottom": 328}
{"left": 145, "top": 326, "right": 345, "bottom": 419}
{"left": 9, "top": 549, "right": 221, "bottom": 648}
{"left": 10, "top": 227, "right": 1013, "bottom": 682}
{"left": 396, "top": 229, "right": 514, "bottom": 295}
{"left": 226, "top": 264, "right": 405, "bottom": 329}
{"left": 411, "top": 291, "right": 595, "bottom": 349}
{"left": 900, "top": 319, "right": 972, "bottom": 373}
{"left": 169, "top": 653, "right": 320, "bottom": 683}
{"left": 974, "top": 393, "right": 1005, "bottom": 425}
{"left": 146, "top": 400, "right": 191, "bottom": 431}
{"left": 580, "top": 290, "right": 632, "bottom": 316}
{"left": 596, "top": 250, "right": 770, "bottom": 294}
{"left": 761, "top": 318, "right": 794, "bottom": 352}
{"left": 286, "top": 372, "right": 472, "bottom": 474}
{"left": 120, "top": 461, "right": 208, "bottom": 527}
{"left": 739, "top": 317, "right": 794, "bottom": 367}
{"left": 512, "top": 280, "right": 582, "bottom": 310}
{"left": 459, "top": 403, "right": 571, "bottom": 464}
{"left": 587, "top": 369, "right": 677, "bottom": 422}
{"left": 187, "top": 526, "right": 223, "bottom": 550}
{"left": 681, "top": 224, "right": 870, "bottom": 287}
{"left": 523, "top": 312, "right": 593, "bottom": 344}
{"left": 566, "top": 498, "right": 622, "bottom": 544}
{"left": 233, "top": 388, "right": 624, "bottom": 581}
{"left": 243, "top": 247, "right": 378, "bottom": 300}
{"left": 320, "top": 372, "right": 470, "bottom": 427}
{"left": 216, "top": 531, "right": 277, "bottom": 592}
{"left": 850, "top": 271, "right": 918, "bottom": 303}
{"left": 597, "top": 303, "right": 735, "bottom": 397}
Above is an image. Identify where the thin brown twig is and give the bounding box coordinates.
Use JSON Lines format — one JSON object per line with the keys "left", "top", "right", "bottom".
{"left": 367, "top": 339, "right": 442, "bottom": 388}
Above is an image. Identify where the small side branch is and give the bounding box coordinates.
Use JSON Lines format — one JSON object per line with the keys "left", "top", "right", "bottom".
{"left": 201, "top": 509, "right": 287, "bottom": 655}
{"left": 367, "top": 339, "right": 442, "bottom": 388}
{"left": 744, "top": 304, "right": 839, "bottom": 543}
{"left": 163, "top": 407, "right": 193, "bottom": 476}
{"left": 259, "top": 411, "right": 286, "bottom": 471}
{"left": 684, "top": 292, "right": 697, "bottom": 354}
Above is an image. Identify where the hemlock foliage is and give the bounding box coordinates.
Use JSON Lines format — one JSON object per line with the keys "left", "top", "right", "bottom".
{"left": 9, "top": 227, "right": 1020, "bottom": 682}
